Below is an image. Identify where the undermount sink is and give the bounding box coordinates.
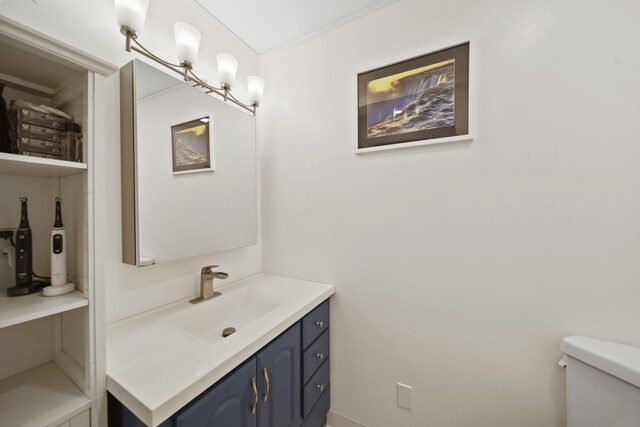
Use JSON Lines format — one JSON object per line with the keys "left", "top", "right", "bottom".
{"left": 159, "top": 279, "right": 285, "bottom": 344}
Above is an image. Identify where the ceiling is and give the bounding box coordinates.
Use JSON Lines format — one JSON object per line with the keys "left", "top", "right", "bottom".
{"left": 195, "top": 0, "right": 398, "bottom": 54}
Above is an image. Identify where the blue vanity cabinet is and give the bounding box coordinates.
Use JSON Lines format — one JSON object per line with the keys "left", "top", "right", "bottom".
{"left": 301, "top": 385, "right": 330, "bottom": 427}
{"left": 257, "top": 324, "right": 301, "bottom": 427}
{"left": 301, "top": 300, "right": 330, "bottom": 425}
{"left": 175, "top": 324, "right": 301, "bottom": 427}
{"left": 302, "top": 300, "right": 329, "bottom": 349}
{"left": 175, "top": 359, "right": 258, "bottom": 427}
{"left": 108, "top": 394, "right": 174, "bottom": 427}
{"left": 108, "top": 299, "right": 330, "bottom": 427}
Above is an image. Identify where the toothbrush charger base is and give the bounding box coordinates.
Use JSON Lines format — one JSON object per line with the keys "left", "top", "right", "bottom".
{"left": 7, "top": 281, "right": 49, "bottom": 296}
{"left": 43, "top": 282, "right": 75, "bottom": 296}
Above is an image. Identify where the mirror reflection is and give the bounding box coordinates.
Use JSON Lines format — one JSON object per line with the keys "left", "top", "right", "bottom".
{"left": 120, "top": 59, "right": 257, "bottom": 266}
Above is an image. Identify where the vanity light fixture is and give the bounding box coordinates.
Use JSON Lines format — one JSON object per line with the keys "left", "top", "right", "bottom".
{"left": 114, "top": 0, "right": 264, "bottom": 115}
{"left": 247, "top": 76, "right": 266, "bottom": 106}
{"left": 216, "top": 53, "right": 238, "bottom": 91}
{"left": 174, "top": 23, "right": 201, "bottom": 70}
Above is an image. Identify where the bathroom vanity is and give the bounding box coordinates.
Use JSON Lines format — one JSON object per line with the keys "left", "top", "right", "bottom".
{"left": 106, "top": 274, "right": 334, "bottom": 427}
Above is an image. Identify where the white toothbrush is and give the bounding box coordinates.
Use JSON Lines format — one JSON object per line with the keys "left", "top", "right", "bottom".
{"left": 43, "top": 197, "right": 75, "bottom": 296}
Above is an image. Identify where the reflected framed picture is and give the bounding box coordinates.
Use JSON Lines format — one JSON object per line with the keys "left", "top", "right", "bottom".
{"left": 171, "top": 115, "right": 214, "bottom": 174}
{"left": 356, "top": 41, "right": 471, "bottom": 153}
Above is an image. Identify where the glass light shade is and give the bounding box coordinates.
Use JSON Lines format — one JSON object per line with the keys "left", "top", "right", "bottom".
{"left": 114, "top": 0, "right": 149, "bottom": 33}
{"left": 217, "top": 53, "right": 238, "bottom": 88}
{"left": 174, "top": 23, "right": 201, "bottom": 66}
{"left": 247, "top": 75, "right": 265, "bottom": 106}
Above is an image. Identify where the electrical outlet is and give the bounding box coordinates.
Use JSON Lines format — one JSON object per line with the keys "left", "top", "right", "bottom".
{"left": 397, "top": 382, "right": 413, "bottom": 410}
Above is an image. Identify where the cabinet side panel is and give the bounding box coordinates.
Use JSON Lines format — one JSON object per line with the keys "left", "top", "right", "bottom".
{"left": 69, "top": 408, "right": 91, "bottom": 427}
{"left": 119, "top": 61, "right": 137, "bottom": 266}
{"left": 60, "top": 307, "right": 86, "bottom": 369}
{"left": 0, "top": 317, "right": 53, "bottom": 381}
{"left": 59, "top": 173, "right": 85, "bottom": 291}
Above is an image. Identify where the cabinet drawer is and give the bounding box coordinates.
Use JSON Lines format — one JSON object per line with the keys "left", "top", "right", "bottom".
{"left": 302, "top": 300, "right": 329, "bottom": 349}
{"left": 303, "top": 358, "right": 329, "bottom": 418}
{"left": 301, "top": 384, "right": 330, "bottom": 427}
{"left": 303, "top": 330, "right": 329, "bottom": 384}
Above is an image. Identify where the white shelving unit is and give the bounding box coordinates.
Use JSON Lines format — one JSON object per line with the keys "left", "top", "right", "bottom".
{"left": 0, "top": 362, "right": 91, "bottom": 427}
{"left": 0, "top": 16, "right": 116, "bottom": 427}
{"left": 0, "top": 152, "right": 87, "bottom": 178}
{"left": 0, "top": 290, "right": 88, "bottom": 329}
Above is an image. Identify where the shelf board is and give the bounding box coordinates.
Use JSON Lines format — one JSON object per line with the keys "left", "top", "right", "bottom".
{"left": 0, "top": 362, "right": 90, "bottom": 427}
{"left": 0, "top": 290, "right": 88, "bottom": 329}
{"left": 0, "top": 152, "right": 87, "bottom": 178}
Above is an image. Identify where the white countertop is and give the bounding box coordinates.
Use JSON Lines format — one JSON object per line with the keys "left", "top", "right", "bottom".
{"left": 562, "top": 335, "right": 640, "bottom": 388}
{"left": 106, "top": 273, "right": 334, "bottom": 426}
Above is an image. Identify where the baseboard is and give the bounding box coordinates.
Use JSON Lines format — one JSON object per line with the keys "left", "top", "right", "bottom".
{"left": 328, "top": 410, "right": 369, "bottom": 427}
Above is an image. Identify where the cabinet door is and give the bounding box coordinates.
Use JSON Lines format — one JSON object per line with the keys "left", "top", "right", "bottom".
{"left": 175, "top": 359, "right": 258, "bottom": 427}
{"left": 257, "top": 324, "right": 301, "bottom": 427}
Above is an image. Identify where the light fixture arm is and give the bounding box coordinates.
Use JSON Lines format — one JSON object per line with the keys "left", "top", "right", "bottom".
{"left": 121, "top": 27, "right": 257, "bottom": 115}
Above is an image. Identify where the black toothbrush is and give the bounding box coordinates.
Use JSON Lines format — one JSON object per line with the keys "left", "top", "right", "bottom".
{"left": 7, "top": 196, "right": 48, "bottom": 296}
{"left": 14, "top": 196, "right": 32, "bottom": 286}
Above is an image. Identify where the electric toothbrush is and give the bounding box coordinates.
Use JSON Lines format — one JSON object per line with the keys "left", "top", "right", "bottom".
{"left": 43, "top": 197, "right": 74, "bottom": 296}
{"left": 15, "top": 196, "right": 32, "bottom": 286}
{"left": 7, "top": 196, "right": 47, "bottom": 296}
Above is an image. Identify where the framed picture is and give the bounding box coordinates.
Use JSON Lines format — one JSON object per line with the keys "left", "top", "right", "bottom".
{"left": 171, "top": 115, "right": 214, "bottom": 174}
{"left": 357, "top": 41, "right": 471, "bottom": 152}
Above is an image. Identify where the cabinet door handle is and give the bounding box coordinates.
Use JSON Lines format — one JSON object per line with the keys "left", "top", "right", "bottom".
{"left": 316, "top": 383, "right": 325, "bottom": 393}
{"left": 250, "top": 376, "right": 258, "bottom": 415}
{"left": 316, "top": 352, "right": 324, "bottom": 361}
{"left": 262, "top": 367, "right": 270, "bottom": 402}
{"left": 316, "top": 320, "right": 324, "bottom": 328}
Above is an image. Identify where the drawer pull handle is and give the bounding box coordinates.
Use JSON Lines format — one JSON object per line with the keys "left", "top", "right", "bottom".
{"left": 316, "top": 383, "right": 325, "bottom": 393}
{"left": 316, "top": 352, "right": 324, "bottom": 361}
{"left": 316, "top": 320, "right": 324, "bottom": 328}
{"left": 263, "top": 367, "right": 270, "bottom": 402}
{"left": 250, "top": 377, "right": 258, "bottom": 415}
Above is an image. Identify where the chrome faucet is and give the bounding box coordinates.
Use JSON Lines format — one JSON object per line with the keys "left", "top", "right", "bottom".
{"left": 190, "top": 265, "right": 228, "bottom": 304}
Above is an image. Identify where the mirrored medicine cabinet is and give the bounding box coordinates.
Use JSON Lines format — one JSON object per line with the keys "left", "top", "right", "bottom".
{"left": 120, "top": 59, "right": 257, "bottom": 267}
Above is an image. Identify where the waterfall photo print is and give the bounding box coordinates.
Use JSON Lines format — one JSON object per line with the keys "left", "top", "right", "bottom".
{"left": 171, "top": 116, "right": 213, "bottom": 173}
{"left": 357, "top": 42, "right": 470, "bottom": 151}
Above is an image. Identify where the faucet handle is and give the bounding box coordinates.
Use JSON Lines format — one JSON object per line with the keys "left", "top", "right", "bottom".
{"left": 201, "top": 265, "right": 219, "bottom": 274}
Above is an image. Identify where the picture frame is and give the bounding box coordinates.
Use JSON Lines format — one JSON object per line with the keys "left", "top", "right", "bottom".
{"left": 171, "top": 114, "right": 215, "bottom": 174}
{"left": 356, "top": 41, "right": 472, "bottom": 153}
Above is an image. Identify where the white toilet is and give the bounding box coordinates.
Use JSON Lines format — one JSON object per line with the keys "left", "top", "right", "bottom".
{"left": 562, "top": 336, "right": 640, "bottom": 427}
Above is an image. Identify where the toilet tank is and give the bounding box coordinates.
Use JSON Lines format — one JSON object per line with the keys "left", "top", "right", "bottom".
{"left": 562, "top": 336, "right": 640, "bottom": 427}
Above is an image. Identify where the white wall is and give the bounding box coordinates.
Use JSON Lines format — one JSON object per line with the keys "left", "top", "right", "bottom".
{"left": 0, "top": 0, "right": 262, "bottom": 324}
{"left": 259, "top": 1, "right": 640, "bottom": 426}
